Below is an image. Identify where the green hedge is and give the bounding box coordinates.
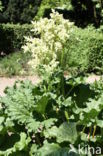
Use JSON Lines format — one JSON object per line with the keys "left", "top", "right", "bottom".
{"left": 0, "top": 24, "right": 32, "bottom": 54}
{"left": 0, "top": 0, "right": 41, "bottom": 23}
{"left": 67, "top": 27, "right": 103, "bottom": 74}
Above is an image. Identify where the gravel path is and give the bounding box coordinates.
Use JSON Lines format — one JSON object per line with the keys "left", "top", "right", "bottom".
{"left": 0, "top": 74, "right": 102, "bottom": 96}
{"left": 0, "top": 76, "right": 40, "bottom": 96}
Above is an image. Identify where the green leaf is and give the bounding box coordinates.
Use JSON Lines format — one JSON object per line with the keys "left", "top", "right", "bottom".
{"left": 0, "top": 117, "right": 5, "bottom": 125}
{"left": 63, "top": 97, "right": 72, "bottom": 107}
{"left": 44, "top": 122, "right": 78, "bottom": 144}
{"left": 96, "top": 4, "right": 101, "bottom": 9}
{"left": 80, "top": 132, "right": 88, "bottom": 142}
{"left": 96, "top": 119, "right": 103, "bottom": 128}
{"left": 37, "top": 142, "right": 70, "bottom": 156}
{"left": 15, "top": 133, "right": 31, "bottom": 150}
{"left": 0, "top": 132, "right": 31, "bottom": 156}
{"left": 44, "top": 126, "right": 58, "bottom": 139}
{"left": 35, "top": 95, "right": 49, "bottom": 114}
{"left": 5, "top": 118, "right": 14, "bottom": 127}
{"left": 57, "top": 122, "right": 77, "bottom": 144}
{"left": 43, "top": 118, "right": 57, "bottom": 129}
{"left": 29, "top": 144, "right": 38, "bottom": 155}
{"left": 0, "top": 117, "right": 5, "bottom": 132}
{"left": 26, "top": 118, "right": 41, "bottom": 133}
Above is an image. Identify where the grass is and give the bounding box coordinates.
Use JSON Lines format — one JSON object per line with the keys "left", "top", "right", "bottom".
{"left": 0, "top": 51, "right": 32, "bottom": 77}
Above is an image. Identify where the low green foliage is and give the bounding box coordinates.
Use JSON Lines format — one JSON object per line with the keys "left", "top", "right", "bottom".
{"left": 0, "top": 52, "right": 31, "bottom": 76}
{"left": 0, "top": 70, "right": 103, "bottom": 155}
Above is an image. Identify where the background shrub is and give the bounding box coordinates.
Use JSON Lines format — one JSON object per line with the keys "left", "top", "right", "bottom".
{"left": 0, "top": 0, "right": 3, "bottom": 11}
{"left": 36, "top": 0, "right": 103, "bottom": 27}
{"left": 0, "top": 51, "right": 31, "bottom": 76}
{"left": 0, "top": 0, "right": 41, "bottom": 23}
{"left": 35, "top": 0, "right": 73, "bottom": 20}
{"left": 67, "top": 26, "right": 103, "bottom": 74}
{"left": 0, "top": 24, "right": 32, "bottom": 54}
{"left": 0, "top": 0, "right": 103, "bottom": 27}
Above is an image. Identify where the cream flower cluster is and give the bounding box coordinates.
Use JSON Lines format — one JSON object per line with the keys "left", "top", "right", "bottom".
{"left": 23, "top": 10, "right": 73, "bottom": 74}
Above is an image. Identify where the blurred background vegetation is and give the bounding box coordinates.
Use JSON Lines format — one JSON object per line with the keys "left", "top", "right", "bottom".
{"left": 0, "top": 0, "right": 103, "bottom": 26}
{"left": 0, "top": 0, "right": 103, "bottom": 76}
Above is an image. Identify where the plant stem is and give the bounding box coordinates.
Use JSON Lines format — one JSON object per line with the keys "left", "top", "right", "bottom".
{"left": 60, "top": 48, "right": 65, "bottom": 96}
{"left": 88, "top": 126, "right": 92, "bottom": 141}
{"left": 82, "top": 126, "right": 86, "bottom": 133}
{"left": 92, "top": 125, "right": 97, "bottom": 138}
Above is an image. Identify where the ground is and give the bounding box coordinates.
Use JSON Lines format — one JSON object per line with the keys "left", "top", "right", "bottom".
{"left": 0, "top": 75, "right": 40, "bottom": 96}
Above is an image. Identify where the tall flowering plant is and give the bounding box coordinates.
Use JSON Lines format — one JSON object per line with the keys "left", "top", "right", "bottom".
{"left": 23, "top": 10, "right": 73, "bottom": 76}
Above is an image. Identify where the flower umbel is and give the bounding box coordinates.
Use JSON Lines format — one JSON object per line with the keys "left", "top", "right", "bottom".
{"left": 23, "top": 10, "right": 73, "bottom": 75}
